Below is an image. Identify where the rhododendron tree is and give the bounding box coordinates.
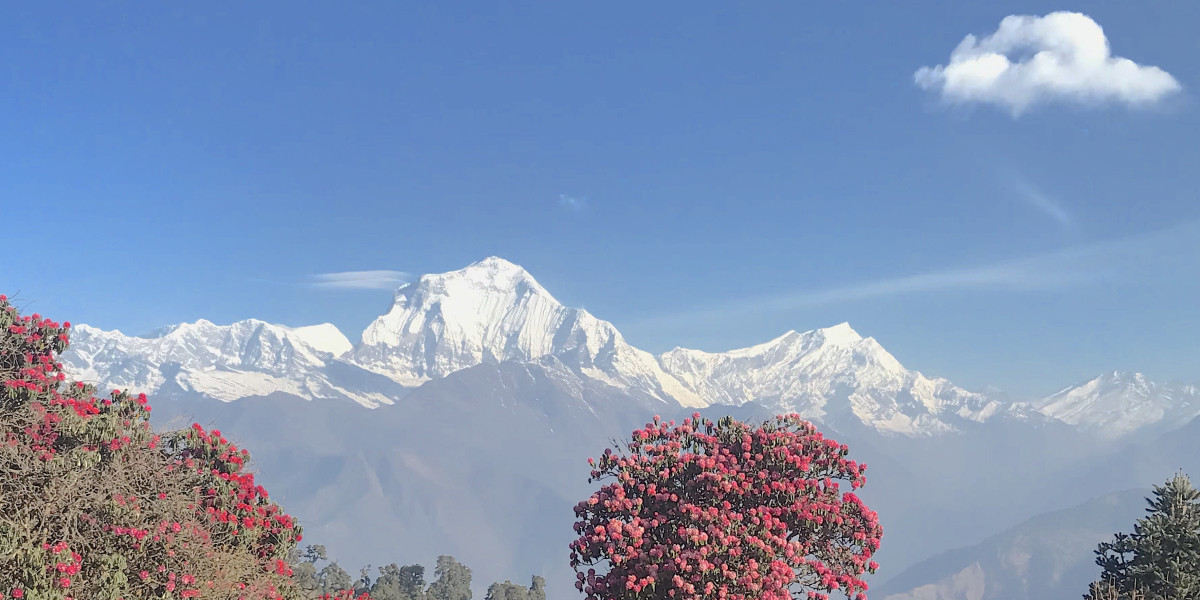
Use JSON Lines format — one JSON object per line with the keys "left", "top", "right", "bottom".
{"left": 570, "top": 413, "right": 883, "bottom": 600}
{"left": 0, "top": 295, "right": 369, "bottom": 600}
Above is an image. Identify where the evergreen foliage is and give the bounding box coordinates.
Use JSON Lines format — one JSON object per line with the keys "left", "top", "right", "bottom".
{"left": 427, "top": 555, "right": 473, "bottom": 600}
{"left": 483, "top": 576, "right": 545, "bottom": 600}
{"left": 371, "top": 563, "right": 428, "bottom": 600}
{"left": 320, "top": 562, "right": 355, "bottom": 595}
{"left": 355, "top": 565, "right": 374, "bottom": 594}
{"left": 1086, "top": 471, "right": 1200, "bottom": 600}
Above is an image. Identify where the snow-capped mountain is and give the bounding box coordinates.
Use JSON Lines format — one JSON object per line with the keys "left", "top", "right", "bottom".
{"left": 56, "top": 257, "right": 1197, "bottom": 438}
{"left": 659, "top": 324, "right": 1010, "bottom": 436}
{"left": 342, "top": 257, "right": 1013, "bottom": 434}
{"left": 1035, "top": 371, "right": 1200, "bottom": 439}
{"left": 44, "top": 256, "right": 1200, "bottom": 597}
{"left": 63, "top": 319, "right": 398, "bottom": 408}
{"left": 348, "top": 257, "right": 705, "bottom": 407}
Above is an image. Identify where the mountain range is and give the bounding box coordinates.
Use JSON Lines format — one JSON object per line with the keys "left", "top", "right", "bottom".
{"left": 60, "top": 257, "right": 1199, "bottom": 439}
{"left": 54, "top": 257, "right": 1200, "bottom": 599}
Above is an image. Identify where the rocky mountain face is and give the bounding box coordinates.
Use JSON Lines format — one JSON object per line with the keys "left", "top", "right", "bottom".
{"left": 53, "top": 257, "right": 1200, "bottom": 599}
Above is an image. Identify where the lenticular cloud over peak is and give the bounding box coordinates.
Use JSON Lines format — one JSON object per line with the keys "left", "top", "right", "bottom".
{"left": 915, "top": 11, "right": 1181, "bottom": 115}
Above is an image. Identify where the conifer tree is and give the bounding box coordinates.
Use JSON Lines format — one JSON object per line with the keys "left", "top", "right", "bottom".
{"left": 484, "top": 576, "right": 544, "bottom": 600}
{"left": 528, "top": 576, "right": 546, "bottom": 600}
{"left": 484, "top": 580, "right": 530, "bottom": 600}
{"left": 1087, "top": 471, "right": 1200, "bottom": 600}
{"left": 427, "top": 555, "right": 472, "bottom": 600}
{"left": 355, "top": 564, "right": 374, "bottom": 594}
{"left": 396, "top": 564, "right": 428, "bottom": 600}
{"left": 370, "top": 564, "right": 406, "bottom": 600}
{"left": 372, "top": 563, "right": 429, "bottom": 600}
{"left": 292, "top": 545, "right": 328, "bottom": 597}
{"left": 321, "top": 561, "right": 355, "bottom": 595}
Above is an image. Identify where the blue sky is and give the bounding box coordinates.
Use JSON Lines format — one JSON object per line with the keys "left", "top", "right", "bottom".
{"left": 2, "top": 2, "right": 1197, "bottom": 398}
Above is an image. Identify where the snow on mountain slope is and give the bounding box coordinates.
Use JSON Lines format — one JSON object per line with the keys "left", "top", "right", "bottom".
{"left": 1035, "top": 371, "right": 1200, "bottom": 439}
{"left": 62, "top": 319, "right": 393, "bottom": 407}
{"left": 57, "top": 257, "right": 1198, "bottom": 438}
{"left": 348, "top": 257, "right": 705, "bottom": 407}
{"left": 659, "top": 323, "right": 1008, "bottom": 436}
{"left": 288, "top": 323, "right": 354, "bottom": 357}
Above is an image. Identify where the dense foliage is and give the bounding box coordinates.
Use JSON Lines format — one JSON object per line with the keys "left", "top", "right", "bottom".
{"left": 0, "top": 295, "right": 362, "bottom": 599}
{"left": 1086, "top": 471, "right": 1200, "bottom": 600}
{"left": 483, "top": 576, "right": 544, "bottom": 600}
{"left": 570, "top": 413, "right": 882, "bottom": 600}
{"left": 291, "top": 549, "right": 500, "bottom": 600}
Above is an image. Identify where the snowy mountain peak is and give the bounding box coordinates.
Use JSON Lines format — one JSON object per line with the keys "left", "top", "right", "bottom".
{"left": 349, "top": 258, "right": 705, "bottom": 406}
{"left": 819, "top": 322, "right": 863, "bottom": 346}
{"left": 65, "top": 318, "right": 345, "bottom": 376}
{"left": 61, "top": 318, "right": 393, "bottom": 408}
{"left": 467, "top": 255, "right": 531, "bottom": 274}
{"left": 357, "top": 258, "right": 564, "bottom": 366}
{"left": 58, "top": 257, "right": 1195, "bottom": 438}
{"left": 403, "top": 256, "right": 550, "bottom": 300}
{"left": 709, "top": 323, "right": 864, "bottom": 360}
{"left": 657, "top": 323, "right": 996, "bottom": 435}
{"left": 1036, "top": 371, "right": 1199, "bottom": 438}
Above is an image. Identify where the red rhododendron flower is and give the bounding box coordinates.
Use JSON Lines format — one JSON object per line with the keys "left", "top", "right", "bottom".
{"left": 570, "top": 413, "right": 882, "bottom": 600}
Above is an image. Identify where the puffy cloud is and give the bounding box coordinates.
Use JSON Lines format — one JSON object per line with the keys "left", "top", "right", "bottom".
{"left": 915, "top": 12, "right": 1180, "bottom": 115}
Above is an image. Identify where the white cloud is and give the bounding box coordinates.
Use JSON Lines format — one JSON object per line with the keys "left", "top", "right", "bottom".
{"left": 311, "top": 270, "right": 410, "bottom": 290}
{"left": 1012, "top": 179, "right": 1072, "bottom": 227}
{"left": 635, "top": 220, "right": 1200, "bottom": 327}
{"left": 558, "top": 194, "right": 586, "bottom": 210}
{"left": 915, "top": 12, "right": 1180, "bottom": 115}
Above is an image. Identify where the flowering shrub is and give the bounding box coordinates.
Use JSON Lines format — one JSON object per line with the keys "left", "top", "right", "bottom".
{"left": 570, "top": 413, "right": 883, "bottom": 600}
{"left": 0, "top": 295, "right": 369, "bottom": 599}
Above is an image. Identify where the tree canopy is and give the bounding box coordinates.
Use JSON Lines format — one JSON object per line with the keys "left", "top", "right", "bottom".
{"left": 570, "top": 413, "right": 882, "bottom": 600}
{"left": 1087, "top": 471, "right": 1200, "bottom": 600}
{"left": 0, "top": 295, "right": 363, "bottom": 599}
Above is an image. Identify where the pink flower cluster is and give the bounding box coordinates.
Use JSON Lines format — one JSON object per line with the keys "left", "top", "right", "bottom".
{"left": 172, "top": 422, "right": 302, "bottom": 560}
{"left": 0, "top": 296, "right": 310, "bottom": 599}
{"left": 570, "top": 413, "right": 883, "bottom": 600}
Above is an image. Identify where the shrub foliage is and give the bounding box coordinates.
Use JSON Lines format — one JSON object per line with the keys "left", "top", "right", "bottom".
{"left": 0, "top": 295, "right": 363, "bottom": 599}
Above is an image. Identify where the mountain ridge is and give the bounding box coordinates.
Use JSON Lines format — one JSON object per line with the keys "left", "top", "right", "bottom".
{"left": 59, "top": 257, "right": 1197, "bottom": 439}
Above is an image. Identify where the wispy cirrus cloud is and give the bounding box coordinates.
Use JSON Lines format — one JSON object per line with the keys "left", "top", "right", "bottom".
{"left": 1012, "top": 179, "right": 1073, "bottom": 228}
{"left": 311, "top": 270, "right": 410, "bottom": 290}
{"left": 915, "top": 11, "right": 1181, "bottom": 115}
{"left": 638, "top": 220, "right": 1200, "bottom": 326}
